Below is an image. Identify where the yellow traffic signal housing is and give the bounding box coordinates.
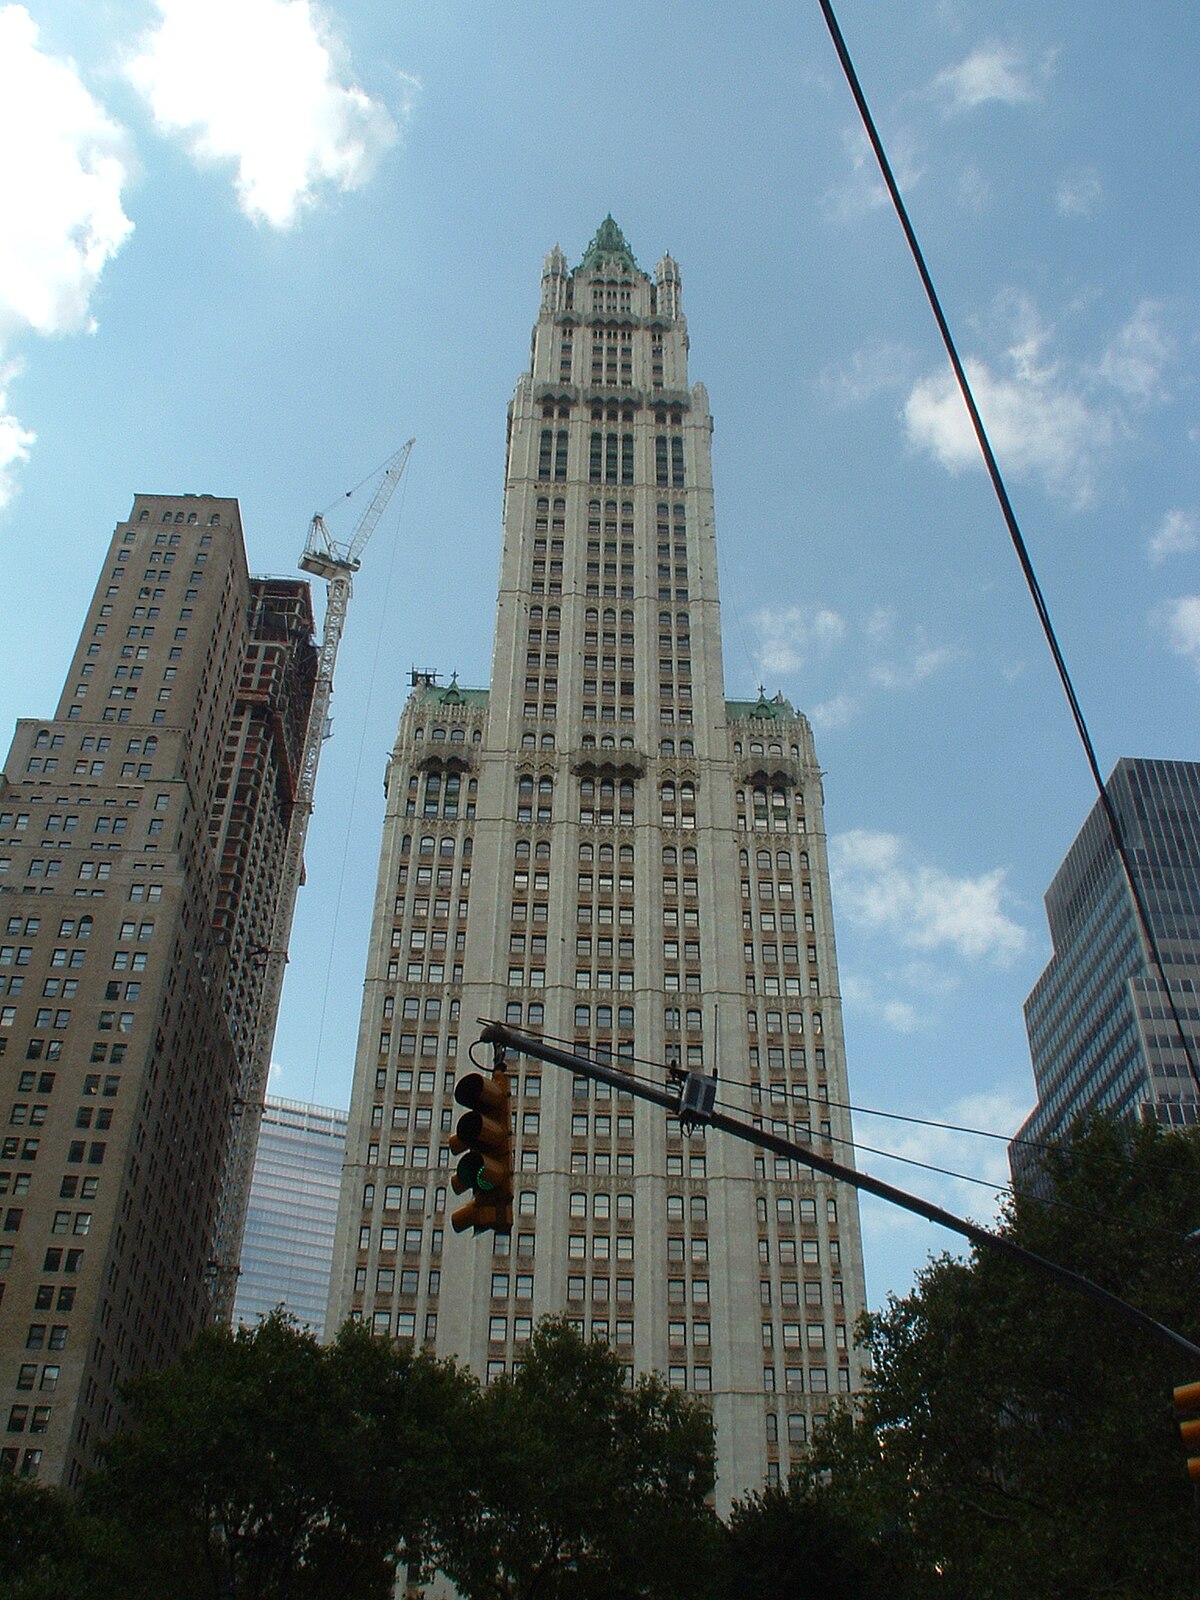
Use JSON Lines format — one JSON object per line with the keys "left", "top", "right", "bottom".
{"left": 450, "top": 1068, "right": 513, "bottom": 1235}
{"left": 1173, "top": 1381, "right": 1200, "bottom": 1482}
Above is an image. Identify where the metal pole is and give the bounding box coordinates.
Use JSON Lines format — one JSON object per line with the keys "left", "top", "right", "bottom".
{"left": 478, "top": 1021, "right": 1200, "bottom": 1364}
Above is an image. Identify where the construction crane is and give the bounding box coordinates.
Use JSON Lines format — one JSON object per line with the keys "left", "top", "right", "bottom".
{"left": 210, "top": 440, "right": 414, "bottom": 1323}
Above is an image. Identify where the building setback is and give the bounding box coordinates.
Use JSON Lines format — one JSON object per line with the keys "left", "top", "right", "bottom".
{"left": 233, "top": 1095, "right": 347, "bottom": 1340}
{"left": 1011, "top": 757, "right": 1200, "bottom": 1187}
{"left": 328, "top": 221, "right": 867, "bottom": 1503}
{"left": 0, "top": 496, "right": 316, "bottom": 1486}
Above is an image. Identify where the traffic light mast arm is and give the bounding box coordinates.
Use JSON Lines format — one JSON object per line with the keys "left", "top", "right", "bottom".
{"left": 478, "top": 1020, "right": 1200, "bottom": 1365}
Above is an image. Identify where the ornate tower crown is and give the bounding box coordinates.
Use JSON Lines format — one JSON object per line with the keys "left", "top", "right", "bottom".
{"left": 579, "top": 215, "right": 640, "bottom": 275}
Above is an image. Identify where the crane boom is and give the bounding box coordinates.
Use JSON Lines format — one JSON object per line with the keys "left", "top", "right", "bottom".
{"left": 210, "top": 441, "right": 413, "bottom": 1324}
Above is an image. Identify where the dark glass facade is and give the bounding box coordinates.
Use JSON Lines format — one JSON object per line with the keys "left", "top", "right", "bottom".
{"left": 1011, "top": 759, "right": 1200, "bottom": 1184}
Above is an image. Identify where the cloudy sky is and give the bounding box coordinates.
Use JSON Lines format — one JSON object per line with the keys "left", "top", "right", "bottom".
{"left": 1, "top": 0, "right": 1196, "bottom": 1307}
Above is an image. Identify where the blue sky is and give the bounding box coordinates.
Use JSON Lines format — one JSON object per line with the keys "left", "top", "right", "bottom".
{"left": 1, "top": 0, "right": 1196, "bottom": 1307}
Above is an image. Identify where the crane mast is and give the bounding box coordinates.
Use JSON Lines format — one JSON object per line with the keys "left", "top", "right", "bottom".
{"left": 210, "top": 440, "right": 414, "bottom": 1323}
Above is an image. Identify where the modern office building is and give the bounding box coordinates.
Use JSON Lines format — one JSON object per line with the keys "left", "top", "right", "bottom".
{"left": 1011, "top": 758, "right": 1200, "bottom": 1185}
{"left": 328, "top": 220, "right": 867, "bottom": 1503}
{"left": 0, "top": 497, "right": 316, "bottom": 1485}
{"left": 233, "top": 1095, "right": 347, "bottom": 1339}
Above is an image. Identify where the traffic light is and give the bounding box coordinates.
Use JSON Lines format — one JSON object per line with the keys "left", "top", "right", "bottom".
{"left": 450, "top": 1058, "right": 513, "bottom": 1235}
{"left": 1174, "top": 1381, "right": 1200, "bottom": 1482}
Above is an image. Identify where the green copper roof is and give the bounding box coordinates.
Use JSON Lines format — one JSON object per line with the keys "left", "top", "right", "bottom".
{"left": 580, "top": 215, "right": 639, "bottom": 274}
{"left": 415, "top": 681, "right": 489, "bottom": 708}
{"left": 726, "top": 692, "right": 795, "bottom": 722}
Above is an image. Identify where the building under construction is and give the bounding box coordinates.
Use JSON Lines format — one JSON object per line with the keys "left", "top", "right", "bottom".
{"left": 0, "top": 496, "right": 316, "bottom": 1486}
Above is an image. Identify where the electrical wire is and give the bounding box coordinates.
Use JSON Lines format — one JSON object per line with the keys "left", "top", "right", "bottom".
{"left": 813, "top": 0, "right": 1200, "bottom": 1099}
{"left": 518, "top": 1027, "right": 1200, "bottom": 1186}
{"left": 490, "top": 1027, "right": 1193, "bottom": 1243}
{"left": 706, "top": 1089, "right": 1191, "bottom": 1244}
{"left": 711, "top": 1068, "right": 1200, "bottom": 1183}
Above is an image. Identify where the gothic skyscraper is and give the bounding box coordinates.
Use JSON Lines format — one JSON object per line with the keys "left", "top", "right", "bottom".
{"left": 329, "top": 221, "right": 867, "bottom": 1500}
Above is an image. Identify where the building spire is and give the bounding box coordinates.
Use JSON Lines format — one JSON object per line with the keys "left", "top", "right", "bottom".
{"left": 579, "top": 215, "right": 638, "bottom": 273}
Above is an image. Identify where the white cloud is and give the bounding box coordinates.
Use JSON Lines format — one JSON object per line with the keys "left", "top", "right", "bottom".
{"left": 1148, "top": 509, "right": 1199, "bottom": 565}
{"left": 1056, "top": 166, "right": 1102, "bottom": 218}
{"left": 882, "top": 1000, "right": 921, "bottom": 1033}
{"left": 756, "top": 603, "right": 955, "bottom": 730}
{"left": 0, "top": 5, "right": 135, "bottom": 507}
{"left": 904, "top": 354, "right": 1106, "bottom": 509}
{"left": 932, "top": 41, "right": 1048, "bottom": 114}
{"left": 956, "top": 164, "right": 991, "bottom": 212}
{"left": 855, "top": 1088, "right": 1029, "bottom": 1230}
{"left": 810, "top": 692, "right": 862, "bottom": 731}
{"left": 127, "top": 0, "right": 408, "bottom": 229}
{"left": 869, "top": 643, "right": 955, "bottom": 691}
{"left": 0, "top": 361, "right": 36, "bottom": 508}
{"left": 1095, "top": 299, "right": 1172, "bottom": 406}
{"left": 831, "top": 829, "right": 1027, "bottom": 963}
{"left": 824, "top": 125, "right": 922, "bottom": 222}
{"left": 901, "top": 296, "right": 1175, "bottom": 509}
{"left": 840, "top": 974, "right": 925, "bottom": 1035}
{"left": 1158, "top": 596, "right": 1200, "bottom": 672}
{"left": 754, "top": 605, "right": 846, "bottom": 675}
{"left": 818, "top": 339, "right": 914, "bottom": 406}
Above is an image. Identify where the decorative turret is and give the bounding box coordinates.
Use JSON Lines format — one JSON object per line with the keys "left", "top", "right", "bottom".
{"left": 541, "top": 244, "right": 569, "bottom": 312}
{"left": 656, "top": 252, "right": 682, "bottom": 318}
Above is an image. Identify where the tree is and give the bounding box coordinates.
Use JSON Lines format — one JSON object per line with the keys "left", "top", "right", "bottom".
{"left": 0, "top": 1474, "right": 99, "bottom": 1600}
{"left": 796, "top": 1119, "right": 1200, "bottom": 1600}
{"left": 82, "top": 1310, "right": 471, "bottom": 1600}
{"left": 428, "top": 1318, "right": 716, "bottom": 1600}
{"left": 714, "top": 1475, "right": 883, "bottom": 1600}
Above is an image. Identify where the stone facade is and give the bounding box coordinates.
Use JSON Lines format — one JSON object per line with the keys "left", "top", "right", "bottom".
{"left": 328, "top": 223, "right": 867, "bottom": 1505}
{"left": 0, "top": 497, "right": 315, "bottom": 1485}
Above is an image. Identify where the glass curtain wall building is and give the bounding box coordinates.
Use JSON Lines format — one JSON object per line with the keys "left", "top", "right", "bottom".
{"left": 234, "top": 1095, "right": 347, "bottom": 1339}
{"left": 1011, "top": 758, "right": 1200, "bottom": 1186}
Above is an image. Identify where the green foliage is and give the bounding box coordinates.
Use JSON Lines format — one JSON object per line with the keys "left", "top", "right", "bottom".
{"left": 427, "top": 1317, "right": 716, "bottom": 1600}
{"left": 715, "top": 1474, "right": 884, "bottom": 1600}
{"left": 81, "top": 1309, "right": 471, "bottom": 1600}
{"left": 797, "top": 1118, "right": 1200, "bottom": 1600}
{"left": 0, "top": 1475, "right": 86, "bottom": 1600}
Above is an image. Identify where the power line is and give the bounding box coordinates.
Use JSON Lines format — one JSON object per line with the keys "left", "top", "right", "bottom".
{"left": 502, "top": 1029, "right": 1196, "bottom": 1243}
{"left": 712, "top": 1070, "right": 1200, "bottom": 1183}
{"left": 483, "top": 1022, "right": 1200, "bottom": 1363}
{"left": 813, "top": 0, "right": 1200, "bottom": 1100}
{"left": 521, "top": 1030, "right": 1200, "bottom": 1184}
{"left": 709, "top": 1092, "right": 1192, "bottom": 1245}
